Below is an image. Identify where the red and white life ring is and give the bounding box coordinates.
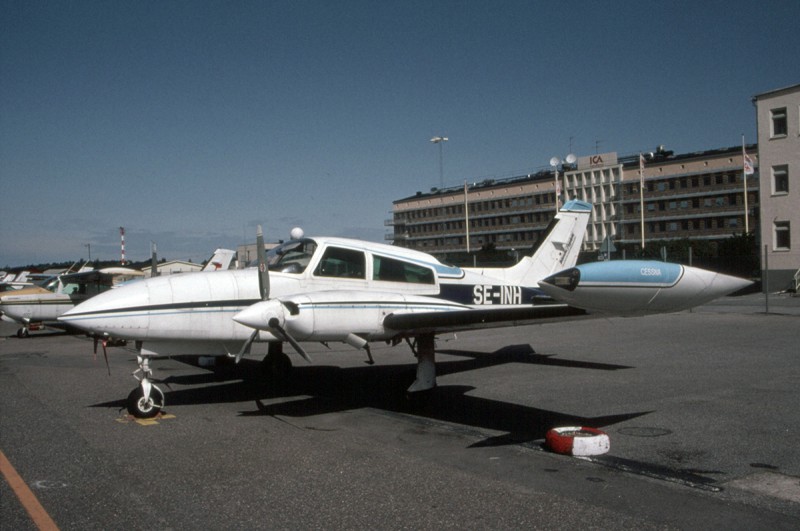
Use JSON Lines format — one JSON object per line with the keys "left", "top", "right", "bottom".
{"left": 545, "top": 426, "right": 610, "bottom": 456}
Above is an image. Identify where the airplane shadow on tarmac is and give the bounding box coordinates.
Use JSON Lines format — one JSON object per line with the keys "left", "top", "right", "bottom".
{"left": 92, "top": 344, "right": 650, "bottom": 446}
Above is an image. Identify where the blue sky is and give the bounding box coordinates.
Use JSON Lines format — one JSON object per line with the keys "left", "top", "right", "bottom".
{"left": 2, "top": 1, "right": 798, "bottom": 267}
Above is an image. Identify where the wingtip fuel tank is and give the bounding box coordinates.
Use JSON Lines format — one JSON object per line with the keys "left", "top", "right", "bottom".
{"left": 538, "top": 260, "right": 752, "bottom": 315}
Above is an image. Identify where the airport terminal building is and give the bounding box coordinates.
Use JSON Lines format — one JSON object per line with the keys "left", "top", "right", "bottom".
{"left": 389, "top": 144, "right": 760, "bottom": 261}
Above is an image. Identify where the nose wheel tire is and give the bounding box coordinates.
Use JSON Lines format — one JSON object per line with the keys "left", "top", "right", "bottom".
{"left": 127, "top": 386, "right": 165, "bottom": 418}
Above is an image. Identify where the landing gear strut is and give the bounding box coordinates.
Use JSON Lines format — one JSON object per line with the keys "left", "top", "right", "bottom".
{"left": 261, "top": 342, "right": 292, "bottom": 381}
{"left": 407, "top": 333, "right": 436, "bottom": 393}
{"left": 127, "top": 355, "right": 164, "bottom": 418}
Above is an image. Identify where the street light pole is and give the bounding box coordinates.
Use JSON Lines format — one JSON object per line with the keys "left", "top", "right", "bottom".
{"left": 430, "top": 136, "right": 448, "bottom": 189}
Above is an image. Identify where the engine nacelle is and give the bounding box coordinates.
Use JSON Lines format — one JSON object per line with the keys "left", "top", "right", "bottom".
{"left": 234, "top": 290, "right": 465, "bottom": 342}
{"left": 539, "top": 260, "right": 751, "bottom": 315}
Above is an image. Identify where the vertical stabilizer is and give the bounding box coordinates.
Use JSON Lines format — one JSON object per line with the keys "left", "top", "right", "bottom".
{"left": 481, "top": 199, "right": 591, "bottom": 286}
{"left": 202, "top": 249, "right": 237, "bottom": 272}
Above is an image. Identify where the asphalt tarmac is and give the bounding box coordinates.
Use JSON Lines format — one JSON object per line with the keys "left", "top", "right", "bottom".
{"left": 1, "top": 293, "right": 798, "bottom": 529}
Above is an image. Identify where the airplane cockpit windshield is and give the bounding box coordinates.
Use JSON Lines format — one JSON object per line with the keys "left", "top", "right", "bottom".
{"left": 264, "top": 239, "right": 318, "bottom": 274}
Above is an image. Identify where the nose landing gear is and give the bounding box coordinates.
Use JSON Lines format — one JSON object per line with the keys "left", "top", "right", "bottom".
{"left": 127, "top": 355, "right": 165, "bottom": 418}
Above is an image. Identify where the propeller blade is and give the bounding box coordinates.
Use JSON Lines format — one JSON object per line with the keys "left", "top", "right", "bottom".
{"left": 234, "top": 329, "right": 259, "bottom": 364}
{"left": 92, "top": 336, "right": 110, "bottom": 375}
{"left": 256, "top": 225, "right": 269, "bottom": 300}
{"left": 268, "top": 317, "right": 311, "bottom": 363}
{"left": 101, "top": 339, "right": 110, "bottom": 376}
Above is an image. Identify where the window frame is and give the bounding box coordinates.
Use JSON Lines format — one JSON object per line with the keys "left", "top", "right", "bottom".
{"left": 770, "top": 107, "right": 788, "bottom": 137}
{"left": 772, "top": 165, "right": 789, "bottom": 195}
{"left": 774, "top": 221, "right": 791, "bottom": 251}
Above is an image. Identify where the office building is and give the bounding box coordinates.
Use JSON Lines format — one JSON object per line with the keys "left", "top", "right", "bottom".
{"left": 390, "top": 145, "right": 759, "bottom": 263}
{"left": 753, "top": 83, "right": 800, "bottom": 291}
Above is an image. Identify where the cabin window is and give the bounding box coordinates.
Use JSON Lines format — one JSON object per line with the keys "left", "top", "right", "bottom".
{"left": 372, "top": 256, "right": 435, "bottom": 284}
{"left": 314, "top": 247, "right": 366, "bottom": 279}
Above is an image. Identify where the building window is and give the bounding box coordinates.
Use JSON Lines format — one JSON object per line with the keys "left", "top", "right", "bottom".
{"left": 773, "top": 165, "right": 789, "bottom": 194}
{"left": 774, "top": 221, "right": 791, "bottom": 250}
{"left": 771, "top": 107, "right": 788, "bottom": 137}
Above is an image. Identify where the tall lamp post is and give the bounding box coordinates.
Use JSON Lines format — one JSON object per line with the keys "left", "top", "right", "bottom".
{"left": 430, "top": 136, "right": 448, "bottom": 189}
{"left": 549, "top": 153, "right": 577, "bottom": 212}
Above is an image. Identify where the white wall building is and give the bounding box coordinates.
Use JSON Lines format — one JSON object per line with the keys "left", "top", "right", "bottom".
{"left": 753, "top": 83, "right": 800, "bottom": 291}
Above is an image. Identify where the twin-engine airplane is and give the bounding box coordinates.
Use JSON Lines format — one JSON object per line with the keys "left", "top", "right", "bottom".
{"left": 59, "top": 199, "right": 750, "bottom": 418}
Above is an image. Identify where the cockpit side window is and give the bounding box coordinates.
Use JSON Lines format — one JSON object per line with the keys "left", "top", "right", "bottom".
{"left": 372, "top": 256, "right": 435, "bottom": 284}
{"left": 313, "top": 247, "right": 365, "bottom": 279}
{"left": 261, "top": 239, "right": 318, "bottom": 274}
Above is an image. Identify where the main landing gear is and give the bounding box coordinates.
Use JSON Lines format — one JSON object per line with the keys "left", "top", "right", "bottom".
{"left": 16, "top": 322, "right": 42, "bottom": 338}
{"left": 407, "top": 333, "right": 437, "bottom": 394}
{"left": 127, "top": 355, "right": 164, "bottom": 419}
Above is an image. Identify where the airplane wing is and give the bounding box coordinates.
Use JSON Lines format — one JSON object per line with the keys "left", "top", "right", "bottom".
{"left": 59, "top": 267, "right": 144, "bottom": 286}
{"left": 383, "top": 304, "right": 588, "bottom": 335}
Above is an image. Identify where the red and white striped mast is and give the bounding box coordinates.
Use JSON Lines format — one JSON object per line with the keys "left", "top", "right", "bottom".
{"left": 119, "top": 227, "right": 126, "bottom": 265}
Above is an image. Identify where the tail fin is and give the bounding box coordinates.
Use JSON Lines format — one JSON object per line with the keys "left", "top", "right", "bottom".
{"left": 494, "top": 199, "right": 591, "bottom": 286}
{"left": 202, "top": 249, "right": 237, "bottom": 271}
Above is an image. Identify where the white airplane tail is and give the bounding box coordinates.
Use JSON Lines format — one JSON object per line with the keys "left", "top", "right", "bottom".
{"left": 202, "top": 249, "right": 237, "bottom": 271}
{"left": 466, "top": 199, "right": 591, "bottom": 286}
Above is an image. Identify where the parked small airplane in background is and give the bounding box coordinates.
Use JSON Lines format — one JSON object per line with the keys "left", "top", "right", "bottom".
{"left": 60, "top": 200, "right": 750, "bottom": 418}
{"left": 0, "top": 267, "right": 144, "bottom": 337}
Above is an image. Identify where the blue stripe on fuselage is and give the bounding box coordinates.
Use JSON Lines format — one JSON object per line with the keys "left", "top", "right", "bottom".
{"left": 576, "top": 261, "right": 683, "bottom": 286}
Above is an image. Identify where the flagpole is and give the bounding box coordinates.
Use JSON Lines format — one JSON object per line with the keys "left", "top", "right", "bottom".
{"left": 464, "top": 180, "right": 470, "bottom": 254}
{"left": 742, "top": 134, "right": 749, "bottom": 234}
{"left": 639, "top": 153, "right": 645, "bottom": 250}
